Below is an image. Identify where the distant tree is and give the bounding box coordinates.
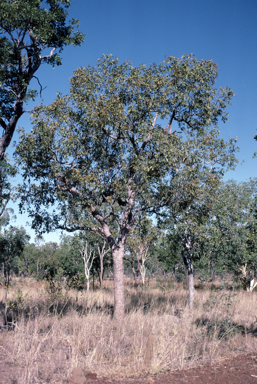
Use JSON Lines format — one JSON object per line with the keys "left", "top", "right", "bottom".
{"left": 125, "top": 217, "right": 157, "bottom": 293}
{"left": 38, "top": 241, "right": 61, "bottom": 280}
{"left": 18, "top": 242, "right": 38, "bottom": 276}
{"left": 203, "top": 179, "right": 257, "bottom": 289}
{"left": 55, "top": 234, "right": 83, "bottom": 283}
{"left": 16, "top": 55, "right": 237, "bottom": 320}
{"left": 0, "top": 0, "right": 84, "bottom": 209}
{"left": 80, "top": 240, "right": 95, "bottom": 291}
{"left": 0, "top": 226, "right": 30, "bottom": 287}
{"left": 96, "top": 239, "right": 111, "bottom": 289}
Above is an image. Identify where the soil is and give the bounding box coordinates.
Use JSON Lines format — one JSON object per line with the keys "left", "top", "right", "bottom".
{"left": 1, "top": 353, "right": 257, "bottom": 384}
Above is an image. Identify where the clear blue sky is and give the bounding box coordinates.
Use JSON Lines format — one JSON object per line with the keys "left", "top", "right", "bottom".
{"left": 7, "top": 0, "right": 257, "bottom": 242}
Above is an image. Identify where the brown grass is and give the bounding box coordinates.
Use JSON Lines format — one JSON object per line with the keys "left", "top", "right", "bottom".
{"left": 1, "top": 278, "right": 257, "bottom": 383}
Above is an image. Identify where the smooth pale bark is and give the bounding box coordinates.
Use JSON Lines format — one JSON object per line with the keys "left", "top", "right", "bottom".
{"left": 81, "top": 241, "right": 95, "bottom": 293}
{"left": 113, "top": 245, "right": 125, "bottom": 321}
{"left": 99, "top": 254, "right": 104, "bottom": 289}
{"left": 97, "top": 241, "right": 110, "bottom": 290}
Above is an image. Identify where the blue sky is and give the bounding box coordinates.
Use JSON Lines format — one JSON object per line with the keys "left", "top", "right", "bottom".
{"left": 6, "top": 0, "right": 257, "bottom": 242}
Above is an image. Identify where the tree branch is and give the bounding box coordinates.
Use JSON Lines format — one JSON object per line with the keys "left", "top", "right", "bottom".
{"left": 32, "top": 76, "right": 47, "bottom": 98}
{"left": 40, "top": 47, "right": 56, "bottom": 60}
{"left": 0, "top": 119, "right": 7, "bottom": 131}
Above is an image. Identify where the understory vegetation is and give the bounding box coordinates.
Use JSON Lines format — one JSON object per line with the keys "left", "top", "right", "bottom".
{"left": 1, "top": 277, "right": 257, "bottom": 383}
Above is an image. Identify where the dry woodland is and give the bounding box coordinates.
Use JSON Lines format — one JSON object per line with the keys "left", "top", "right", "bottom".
{"left": 0, "top": 277, "right": 257, "bottom": 384}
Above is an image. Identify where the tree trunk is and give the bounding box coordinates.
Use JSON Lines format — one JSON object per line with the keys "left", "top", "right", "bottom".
{"left": 188, "top": 271, "right": 194, "bottom": 309}
{"left": 181, "top": 249, "right": 194, "bottom": 310}
{"left": 131, "top": 266, "right": 141, "bottom": 294}
{"left": 99, "top": 254, "right": 104, "bottom": 289}
{"left": 173, "top": 265, "right": 177, "bottom": 282}
{"left": 210, "top": 257, "right": 215, "bottom": 281}
{"left": 183, "top": 262, "right": 189, "bottom": 285}
{"left": 1, "top": 263, "right": 4, "bottom": 278}
{"left": 87, "top": 278, "right": 90, "bottom": 292}
{"left": 135, "top": 274, "right": 141, "bottom": 294}
{"left": 113, "top": 245, "right": 125, "bottom": 322}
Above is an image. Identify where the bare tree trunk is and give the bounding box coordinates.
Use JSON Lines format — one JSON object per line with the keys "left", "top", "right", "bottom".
{"left": 97, "top": 240, "right": 110, "bottom": 290}
{"left": 183, "top": 262, "right": 189, "bottom": 285}
{"left": 99, "top": 253, "right": 104, "bottom": 289}
{"left": 188, "top": 271, "right": 194, "bottom": 309}
{"left": 81, "top": 241, "right": 95, "bottom": 293}
{"left": 181, "top": 249, "right": 194, "bottom": 310}
{"left": 113, "top": 245, "right": 125, "bottom": 322}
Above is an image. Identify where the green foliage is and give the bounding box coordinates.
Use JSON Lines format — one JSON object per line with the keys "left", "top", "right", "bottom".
{"left": 0, "top": 157, "right": 17, "bottom": 219}
{"left": 0, "top": 0, "right": 84, "bottom": 124}
{"left": 45, "top": 279, "right": 65, "bottom": 304}
{"left": 18, "top": 242, "right": 39, "bottom": 276}
{"left": 0, "top": 225, "right": 30, "bottom": 287}
{"left": 0, "top": 0, "right": 84, "bottom": 218}
{"left": 66, "top": 272, "right": 85, "bottom": 290}
{"left": 8, "top": 287, "right": 29, "bottom": 318}
{"left": 154, "top": 232, "right": 181, "bottom": 273}
{"left": 15, "top": 54, "right": 237, "bottom": 318}
{"left": 246, "top": 194, "right": 257, "bottom": 263}
{"left": 16, "top": 54, "right": 237, "bottom": 241}
{"left": 200, "top": 179, "right": 257, "bottom": 277}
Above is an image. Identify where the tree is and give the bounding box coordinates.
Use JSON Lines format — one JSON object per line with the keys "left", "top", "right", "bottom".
{"left": 200, "top": 179, "right": 257, "bottom": 289}
{"left": 0, "top": 225, "right": 30, "bottom": 287}
{"left": 80, "top": 240, "right": 95, "bottom": 291}
{"left": 125, "top": 217, "right": 157, "bottom": 293}
{"left": 96, "top": 239, "right": 111, "bottom": 289}
{"left": 0, "top": 0, "right": 84, "bottom": 207}
{"left": 153, "top": 231, "right": 182, "bottom": 281}
{"left": 164, "top": 185, "right": 216, "bottom": 309}
{"left": 16, "top": 54, "right": 237, "bottom": 321}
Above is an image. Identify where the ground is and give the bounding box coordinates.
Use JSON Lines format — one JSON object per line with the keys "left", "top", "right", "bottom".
{"left": 1, "top": 353, "right": 257, "bottom": 384}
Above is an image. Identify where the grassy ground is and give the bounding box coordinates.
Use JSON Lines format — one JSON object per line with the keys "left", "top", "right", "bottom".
{"left": 1, "top": 277, "right": 257, "bottom": 383}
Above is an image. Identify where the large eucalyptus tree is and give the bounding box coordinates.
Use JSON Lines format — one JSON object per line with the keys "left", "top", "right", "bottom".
{"left": 16, "top": 54, "right": 237, "bottom": 320}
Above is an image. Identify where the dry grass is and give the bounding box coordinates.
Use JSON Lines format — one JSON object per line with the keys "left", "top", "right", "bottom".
{"left": 1, "top": 278, "right": 257, "bottom": 383}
